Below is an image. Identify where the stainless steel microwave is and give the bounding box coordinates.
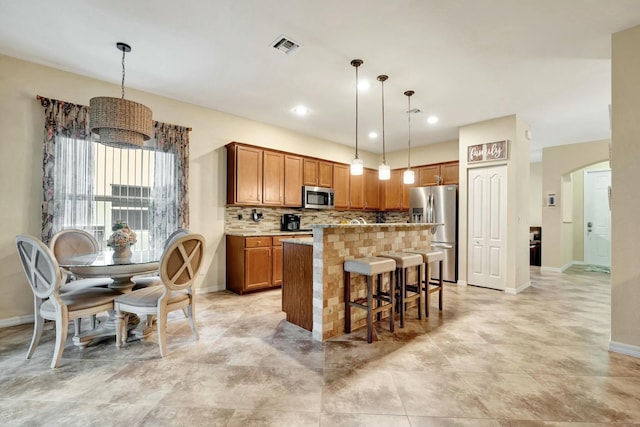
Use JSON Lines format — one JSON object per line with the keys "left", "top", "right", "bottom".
{"left": 302, "top": 186, "right": 335, "bottom": 209}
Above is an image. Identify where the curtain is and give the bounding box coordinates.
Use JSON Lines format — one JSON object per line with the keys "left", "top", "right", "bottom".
{"left": 149, "top": 122, "right": 190, "bottom": 251}
{"left": 39, "top": 96, "right": 94, "bottom": 244}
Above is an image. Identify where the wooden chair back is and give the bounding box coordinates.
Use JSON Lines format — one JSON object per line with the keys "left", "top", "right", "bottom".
{"left": 159, "top": 234, "right": 205, "bottom": 291}
{"left": 16, "top": 234, "right": 62, "bottom": 299}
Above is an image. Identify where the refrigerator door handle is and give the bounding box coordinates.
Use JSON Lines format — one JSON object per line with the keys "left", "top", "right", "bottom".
{"left": 431, "top": 243, "right": 454, "bottom": 249}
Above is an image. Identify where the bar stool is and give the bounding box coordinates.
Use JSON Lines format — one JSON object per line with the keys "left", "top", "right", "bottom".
{"left": 404, "top": 248, "right": 444, "bottom": 317}
{"left": 377, "top": 251, "right": 423, "bottom": 328}
{"left": 344, "top": 257, "right": 396, "bottom": 343}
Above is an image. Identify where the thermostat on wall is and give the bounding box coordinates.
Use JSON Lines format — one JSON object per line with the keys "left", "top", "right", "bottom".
{"left": 547, "top": 193, "right": 556, "bottom": 207}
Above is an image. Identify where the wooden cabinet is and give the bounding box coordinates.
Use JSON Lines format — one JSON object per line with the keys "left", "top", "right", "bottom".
{"left": 418, "top": 162, "right": 459, "bottom": 186}
{"left": 227, "top": 234, "right": 312, "bottom": 294}
{"left": 382, "top": 170, "right": 403, "bottom": 210}
{"left": 318, "top": 161, "right": 333, "bottom": 188}
{"left": 333, "top": 164, "right": 350, "bottom": 209}
{"left": 282, "top": 241, "right": 313, "bottom": 331}
{"left": 349, "top": 173, "right": 364, "bottom": 209}
{"left": 419, "top": 165, "right": 440, "bottom": 186}
{"left": 441, "top": 162, "right": 459, "bottom": 184}
{"left": 364, "top": 168, "right": 380, "bottom": 210}
{"left": 303, "top": 159, "right": 333, "bottom": 188}
{"left": 227, "top": 143, "right": 263, "bottom": 205}
{"left": 284, "top": 154, "right": 303, "bottom": 207}
{"left": 263, "top": 151, "right": 284, "bottom": 205}
{"left": 226, "top": 235, "right": 273, "bottom": 295}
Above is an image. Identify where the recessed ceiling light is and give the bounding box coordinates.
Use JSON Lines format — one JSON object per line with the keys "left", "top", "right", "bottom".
{"left": 292, "top": 105, "right": 308, "bottom": 116}
{"left": 427, "top": 115, "right": 439, "bottom": 125}
{"left": 357, "top": 80, "right": 371, "bottom": 91}
{"left": 368, "top": 131, "right": 378, "bottom": 139}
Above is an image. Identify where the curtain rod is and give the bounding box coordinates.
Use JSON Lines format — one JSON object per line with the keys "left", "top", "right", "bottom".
{"left": 36, "top": 95, "right": 192, "bottom": 131}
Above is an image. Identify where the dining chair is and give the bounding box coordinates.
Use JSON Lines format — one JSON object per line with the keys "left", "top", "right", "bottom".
{"left": 49, "top": 229, "right": 114, "bottom": 291}
{"left": 131, "top": 228, "right": 190, "bottom": 288}
{"left": 115, "top": 233, "right": 205, "bottom": 357}
{"left": 49, "top": 229, "right": 114, "bottom": 333}
{"left": 16, "top": 234, "right": 121, "bottom": 368}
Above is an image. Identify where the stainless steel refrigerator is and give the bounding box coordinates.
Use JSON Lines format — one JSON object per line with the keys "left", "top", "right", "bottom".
{"left": 409, "top": 185, "right": 458, "bottom": 282}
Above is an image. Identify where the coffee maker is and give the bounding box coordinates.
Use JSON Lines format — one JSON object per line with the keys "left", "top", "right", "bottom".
{"left": 281, "top": 214, "right": 301, "bottom": 231}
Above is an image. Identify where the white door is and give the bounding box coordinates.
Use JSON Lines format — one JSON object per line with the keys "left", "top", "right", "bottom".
{"left": 584, "top": 170, "right": 611, "bottom": 267}
{"left": 468, "top": 165, "right": 507, "bottom": 290}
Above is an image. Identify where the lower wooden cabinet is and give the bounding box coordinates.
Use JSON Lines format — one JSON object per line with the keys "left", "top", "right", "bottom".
{"left": 226, "top": 234, "right": 311, "bottom": 295}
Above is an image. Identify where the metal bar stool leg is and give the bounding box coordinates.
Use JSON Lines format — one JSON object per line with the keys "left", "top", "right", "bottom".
{"left": 344, "top": 271, "right": 351, "bottom": 333}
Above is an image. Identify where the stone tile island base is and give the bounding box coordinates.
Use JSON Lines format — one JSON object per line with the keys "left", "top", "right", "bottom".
{"left": 311, "top": 223, "right": 437, "bottom": 341}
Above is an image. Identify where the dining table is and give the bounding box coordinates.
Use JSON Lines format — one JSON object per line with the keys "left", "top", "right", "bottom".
{"left": 58, "top": 249, "right": 162, "bottom": 348}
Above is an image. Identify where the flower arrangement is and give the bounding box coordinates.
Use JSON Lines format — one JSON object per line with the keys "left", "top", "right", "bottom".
{"left": 107, "top": 221, "right": 137, "bottom": 249}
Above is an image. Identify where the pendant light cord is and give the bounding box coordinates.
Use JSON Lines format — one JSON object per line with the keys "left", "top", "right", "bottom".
{"left": 381, "top": 78, "right": 386, "bottom": 164}
{"left": 407, "top": 93, "right": 412, "bottom": 168}
{"left": 121, "top": 48, "right": 126, "bottom": 100}
{"left": 354, "top": 64, "right": 359, "bottom": 159}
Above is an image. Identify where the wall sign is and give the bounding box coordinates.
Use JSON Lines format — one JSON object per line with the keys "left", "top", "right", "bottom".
{"left": 467, "top": 140, "right": 509, "bottom": 163}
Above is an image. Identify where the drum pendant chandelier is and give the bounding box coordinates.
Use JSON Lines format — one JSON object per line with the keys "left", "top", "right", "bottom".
{"left": 90, "top": 42, "right": 152, "bottom": 149}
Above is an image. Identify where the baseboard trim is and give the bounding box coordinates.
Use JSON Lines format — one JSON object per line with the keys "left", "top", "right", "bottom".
{"left": 506, "top": 281, "right": 531, "bottom": 295}
{"left": 0, "top": 314, "right": 34, "bottom": 328}
{"left": 196, "top": 284, "right": 226, "bottom": 294}
{"left": 456, "top": 280, "right": 467, "bottom": 287}
{"left": 609, "top": 341, "right": 640, "bottom": 359}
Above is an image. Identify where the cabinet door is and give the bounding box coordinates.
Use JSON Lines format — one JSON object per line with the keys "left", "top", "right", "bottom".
{"left": 284, "top": 155, "right": 303, "bottom": 206}
{"left": 364, "top": 168, "right": 380, "bottom": 210}
{"left": 382, "top": 169, "right": 403, "bottom": 210}
{"left": 403, "top": 178, "right": 418, "bottom": 210}
{"left": 272, "top": 245, "right": 283, "bottom": 286}
{"left": 318, "top": 161, "right": 334, "bottom": 188}
{"left": 233, "top": 145, "right": 263, "bottom": 205}
{"left": 419, "top": 165, "right": 440, "bottom": 186}
{"left": 333, "top": 164, "right": 350, "bottom": 209}
{"left": 349, "top": 173, "right": 364, "bottom": 209}
{"left": 263, "top": 151, "right": 284, "bottom": 205}
{"left": 441, "top": 162, "right": 459, "bottom": 184}
{"left": 245, "top": 247, "right": 272, "bottom": 290}
{"left": 303, "top": 158, "right": 318, "bottom": 186}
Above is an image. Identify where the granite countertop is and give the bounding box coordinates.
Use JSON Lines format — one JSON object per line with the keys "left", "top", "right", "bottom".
{"left": 309, "top": 222, "right": 442, "bottom": 229}
{"left": 225, "top": 230, "right": 314, "bottom": 237}
{"left": 280, "top": 237, "right": 313, "bottom": 245}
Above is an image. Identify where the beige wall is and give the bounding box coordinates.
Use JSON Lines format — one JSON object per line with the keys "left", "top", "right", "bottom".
{"left": 384, "top": 139, "right": 459, "bottom": 169}
{"left": 529, "top": 162, "right": 542, "bottom": 227}
{"left": 540, "top": 140, "right": 609, "bottom": 270}
{"left": 611, "top": 24, "right": 640, "bottom": 351}
{"left": 0, "top": 54, "right": 384, "bottom": 324}
{"left": 458, "top": 115, "right": 530, "bottom": 293}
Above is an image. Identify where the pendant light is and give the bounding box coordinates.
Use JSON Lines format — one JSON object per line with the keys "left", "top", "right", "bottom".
{"left": 377, "top": 75, "right": 391, "bottom": 180}
{"left": 90, "top": 42, "right": 152, "bottom": 149}
{"left": 350, "top": 59, "right": 364, "bottom": 175}
{"left": 403, "top": 90, "right": 416, "bottom": 185}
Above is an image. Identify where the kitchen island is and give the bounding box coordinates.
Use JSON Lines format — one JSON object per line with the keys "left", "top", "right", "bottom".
{"left": 281, "top": 223, "right": 438, "bottom": 341}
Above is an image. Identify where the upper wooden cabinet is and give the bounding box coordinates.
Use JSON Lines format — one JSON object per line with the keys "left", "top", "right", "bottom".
{"left": 364, "top": 168, "right": 380, "bottom": 210}
{"left": 441, "top": 162, "right": 459, "bottom": 184}
{"left": 349, "top": 173, "right": 364, "bottom": 209}
{"left": 333, "top": 164, "right": 350, "bottom": 209}
{"left": 419, "top": 162, "right": 459, "bottom": 186}
{"left": 262, "top": 151, "right": 284, "bottom": 205}
{"left": 227, "top": 143, "right": 263, "bottom": 205}
{"left": 381, "top": 170, "right": 403, "bottom": 210}
{"left": 303, "top": 158, "right": 333, "bottom": 188}
{"left": 284, "top": 155, "right": 303, "bottom": 206}
{"left": 419, "top": 165, "right": 440, "bottom": 186}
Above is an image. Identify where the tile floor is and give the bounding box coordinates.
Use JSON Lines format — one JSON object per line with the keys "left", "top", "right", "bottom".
{"left": 1, "top": 266, "right": 640, "bottom": 426}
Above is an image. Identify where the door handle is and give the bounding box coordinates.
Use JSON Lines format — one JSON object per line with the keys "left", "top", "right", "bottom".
{"left": 432, "top": 243, "right": 453, "bottom": 249}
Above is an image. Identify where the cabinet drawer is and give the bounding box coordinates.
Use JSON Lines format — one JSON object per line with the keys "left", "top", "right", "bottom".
{"left": 245, "top": 237, "right": 271, "bottom": 248}
{"left": 272, "top": 236, "right": 293, "bottom": 246}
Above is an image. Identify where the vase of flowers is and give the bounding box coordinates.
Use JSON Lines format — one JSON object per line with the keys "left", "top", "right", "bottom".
{"left": 107, "top": 221, "right": 137, "bottom": 259}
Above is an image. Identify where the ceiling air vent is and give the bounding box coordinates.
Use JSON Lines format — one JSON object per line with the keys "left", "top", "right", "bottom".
{"left": 271, "top": 35, "right": 301, "bottom": 55}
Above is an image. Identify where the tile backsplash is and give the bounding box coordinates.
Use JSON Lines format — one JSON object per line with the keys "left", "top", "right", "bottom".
{"left": 225, "top": 206, "right": 409, "bottom": 233}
